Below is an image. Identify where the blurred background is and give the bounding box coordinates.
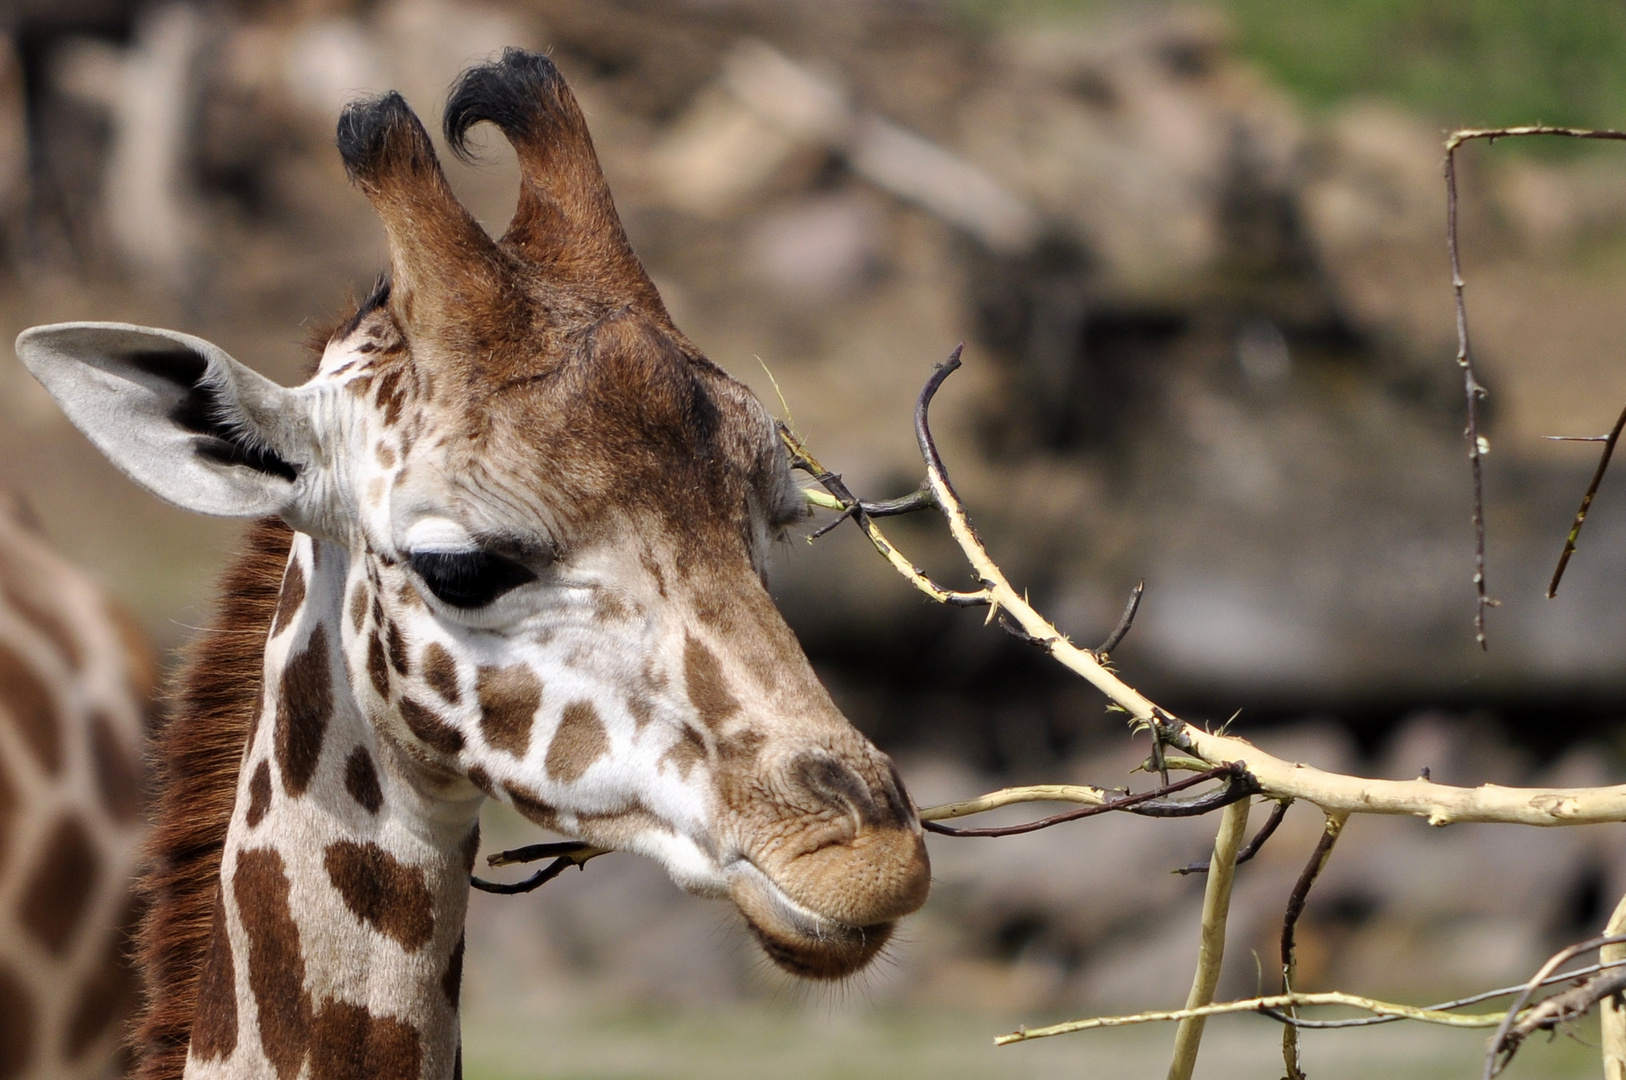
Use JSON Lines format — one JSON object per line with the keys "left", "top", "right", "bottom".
{"left": 6, "top": 0, "right": 1626, "bottom": 1075}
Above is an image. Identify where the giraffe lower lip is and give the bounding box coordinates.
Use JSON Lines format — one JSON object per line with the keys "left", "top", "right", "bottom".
{"left": 726, "top": 860, "right": 893, "bottom": 979}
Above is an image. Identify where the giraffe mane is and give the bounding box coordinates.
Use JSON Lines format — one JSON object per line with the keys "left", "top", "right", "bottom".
{"left": 131, "top": 518, "right": 292, "bottom": 1080}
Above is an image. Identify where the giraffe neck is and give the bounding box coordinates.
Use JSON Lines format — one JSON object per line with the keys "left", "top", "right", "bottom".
{"left": 185, "top": 535, "right": 480, "bottom": 1080}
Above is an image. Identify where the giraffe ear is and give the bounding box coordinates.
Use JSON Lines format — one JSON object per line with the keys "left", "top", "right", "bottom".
{"left": 16, "top": 322, "right": 314, "bottom": 521}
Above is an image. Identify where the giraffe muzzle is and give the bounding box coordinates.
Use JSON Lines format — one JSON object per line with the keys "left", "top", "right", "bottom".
{"left": 727, "top": 859, "right": 899, "bottom": 980}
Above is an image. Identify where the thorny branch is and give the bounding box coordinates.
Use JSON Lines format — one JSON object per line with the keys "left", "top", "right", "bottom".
{"left": 1262, "top": 958, "right": 1626, "bottom": 1029}
{"left": 1485, "top": 933, "right": 1626, "bottom": 1079}
{"left": 790, "top": 347, "right": 1626, "bottom": 1073}
{"left": 1442, "top": 125, "right": 1626, "bottom": 644}
{"left": 789, "top": 349, "right": 1626, "bottom": 827}
{"left": 920, "top": 763, "right": 1257, "bottom": 837}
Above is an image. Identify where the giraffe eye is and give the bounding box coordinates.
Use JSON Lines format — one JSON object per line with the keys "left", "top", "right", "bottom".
{"left": 409, "top": 550, "right": 537, "bottom": 609}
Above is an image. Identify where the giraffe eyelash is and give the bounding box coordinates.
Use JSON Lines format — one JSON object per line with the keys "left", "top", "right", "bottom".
{"left": 408, "top": 549, "right": 538, "bottom": 609}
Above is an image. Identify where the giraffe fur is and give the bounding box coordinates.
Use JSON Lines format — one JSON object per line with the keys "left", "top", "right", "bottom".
{"left": 0, "top": 498, "right": 155, "bottom": 1080}
{"left": 18, "top": 48, "right": 931, "bottom": 1080}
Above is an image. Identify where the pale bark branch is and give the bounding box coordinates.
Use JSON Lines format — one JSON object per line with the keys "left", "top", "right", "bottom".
{"left": 1167, "top": 798, "right": 1250, "bottom": 1080}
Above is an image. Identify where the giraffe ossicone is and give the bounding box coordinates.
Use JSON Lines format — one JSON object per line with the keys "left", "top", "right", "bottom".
{"left": 17, "top": 48, "right": 930, "bottom": 1080}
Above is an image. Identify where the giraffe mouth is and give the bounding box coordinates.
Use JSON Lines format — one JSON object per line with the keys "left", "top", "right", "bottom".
{"left": 726, "top": 860, "right": 894, "bottom": 980}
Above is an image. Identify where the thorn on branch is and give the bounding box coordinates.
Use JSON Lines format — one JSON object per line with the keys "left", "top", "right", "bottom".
{"left": 1177, "top": 798, "right": 1291, "bottom": 875}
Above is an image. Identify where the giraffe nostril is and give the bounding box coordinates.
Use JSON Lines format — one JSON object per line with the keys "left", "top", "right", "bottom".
{"left": 786, "top": 752, "right": 915, "bottom": 830}
{"left": 789, "top": 754, "right": 878, "bottom": 823}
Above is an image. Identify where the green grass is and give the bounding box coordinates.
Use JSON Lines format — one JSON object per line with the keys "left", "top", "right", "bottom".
{"left": 957, "top": 0, "right": 1626, "bottom": 150}
{"left": 462, "top": 1001, "right": 1601, "bottom": 1080}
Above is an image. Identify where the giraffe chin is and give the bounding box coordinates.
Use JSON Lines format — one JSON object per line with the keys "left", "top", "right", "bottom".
{"left": 727, "top": 862, "right": 896, "bottom": 979}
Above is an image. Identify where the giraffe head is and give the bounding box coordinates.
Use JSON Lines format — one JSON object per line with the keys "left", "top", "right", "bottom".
{"left": 17, "top": 50, "right": 928, "bottom": 980}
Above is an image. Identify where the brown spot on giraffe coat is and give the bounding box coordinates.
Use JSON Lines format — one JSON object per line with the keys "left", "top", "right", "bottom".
{"left": 20, "top": 815, "right": 100, "bottom": 954}
{"left": 661, "top": 724, "right": 706, "bottom": 778}
{"left": 348, "top": 583, "right": 369, "bottom": 635}
{"left": 323, "top": 840, "right": 435, "bottom": 950}
{"left": 344, "top": 746, "right": 383, "bottom": 814}
{"left": 399, "top": 697, "right": 464, "bottom": 755}
{"left": 309, "top": 999, "right": 422, "bottom": 1080}
{"left": 234, "top": 847, "right": 312, "bottom": 1080}
{"left": 385, "top": 620, "right": 409, "bottom": 677}
{"left": 190, "top": 890, "right": 238, "bottom": 1061}
{"left": 0, "top": 641, "right": 59, "bottom": 772}
{"left": 683, "top": 634, "right": 737, "bottom": 731}
{"left": 368, "top": 632, "right": 390, "bottom": 698}
{"left": 271, "top": 559, "right": 306, "bottom": 638}
{"left": 504, "top": 784, "right": 558, "bottom": 829}
{"left": 90, "top": 710, "right": 145, "bottom": 821}
{"left": 546, "top": 701, "right": 608, "bottom": 783}
{"left": 276, "top": 625, "right": 333, "bottom": 796}
{"left": 423, "top": 642, "right": 460, "bottom": 703}
{"left": 476, "top": 664, "right": 541, "bottom": 757}
{"left": 246, "top": 761, "right": 273, "bottom": 828}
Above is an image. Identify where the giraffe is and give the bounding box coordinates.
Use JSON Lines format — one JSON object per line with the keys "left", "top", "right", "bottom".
{"left": 15, "top": 49, "right": 931, "bottom": 1080}
{"left": 0, "top": 494, "right": 155, "bottom": 1080}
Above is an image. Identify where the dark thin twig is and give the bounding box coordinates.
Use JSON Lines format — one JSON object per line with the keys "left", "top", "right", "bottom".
{"left": 1485, "top": 932, "right": 1626, "bottom": 1079}
{"left": 1503, "top": 967, "right": 1626, "bottom": 1044}
{"left": 1149, "top": 707, "right": 1181, "bottom": 786}
{"left": 470, "top": 857, "right": 577, "bottom": 894}
{"left": 914, "top": 344, "right": 967, "bottom": 506}
{"left": 1548, "top": 399, "right": 1626, "bottom": 597}
{"left": 1445, "top": 137, "right": 1493, "bottom": 649}
{"left": 861, "top": 488, "right": 934, "bottom": 517}
{"left": 1258, "top": 958, "right": 1626, "bottom": 1029}
{"left": 1095, "top": 581, "right": 1145, "bottom": 657}
{"left": 485, "top": 840, "right": 599, "bottom": 868}
{"left": 1281, "top": 817, "right": 1345, "bottom": 983}
{"left": 785, "top": 418, "right": 989, "bottom": 608}
{"left": 1444, "top": 126, "right": 1626, "bottom": 646}
{"left": 922, "top": 762, "right": 1256, "bottom": 837}
{"left": 1281, "top": 813, "right": 1347, "bottom": 1080}
{"left": 809, "top": 504, "right": 855, "bottom": 539}
{"left": 1177, "top": 798, "right": 1290, "bottom": 875}
{"left": 996, "top": 613, "right": 1058, "bottom": 649}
